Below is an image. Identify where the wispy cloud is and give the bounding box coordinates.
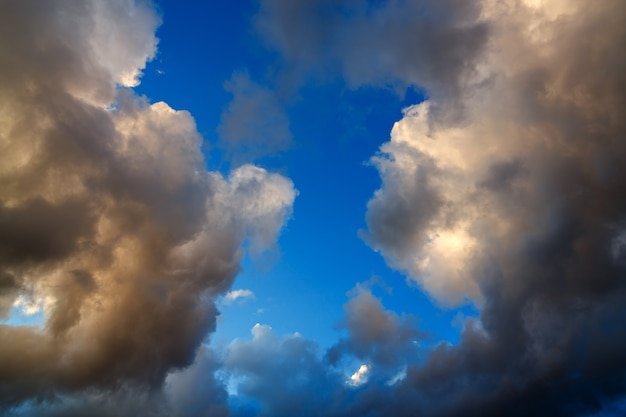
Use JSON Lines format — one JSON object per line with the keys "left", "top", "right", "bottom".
{"left": 217, "top": 71, "right": 292, "bottom": 164}
{"left": 223, "top": 289, "right": 255, "bottom": 305}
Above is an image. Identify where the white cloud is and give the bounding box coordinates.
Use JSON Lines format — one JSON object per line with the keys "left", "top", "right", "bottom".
{"left": 12, "top": 295, "right": 44, "bottom": 316}
{"left": 90, "top": 0, "right": 159, "bottom": 89}
{"left": 224, "top": 289, "right": 255, "bottom": 305}
{"left": 363, "top": 102, "right": 486, "bottom": 305}
{"left": 348, "top": 364, "right": 369, "bottom": 387}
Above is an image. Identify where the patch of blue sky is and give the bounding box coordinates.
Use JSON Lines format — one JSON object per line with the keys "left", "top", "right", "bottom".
{"left": 1, "top": 299, "right": 45, "bottom": 329}
{"left": 136, "top": 0, "right": 478, "bottom": 357}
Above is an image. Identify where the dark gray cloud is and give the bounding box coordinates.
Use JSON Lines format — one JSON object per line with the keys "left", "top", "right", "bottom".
{"left": 326, "top": 285, "right": 424, "bottom": 378}
{"left": 224, "top": 323, "right": 343, "bottom": 417}
{"left": 164, "top": 347, "right": 229, "bottom": 417}
{"left": 256, "top": 0, "right": 488, "bottom": 120}
{"left": 6, "top": 387, "right": 168, "bottom": 417}
{"left": 218, "top": 284, "right": 428, "bottom": 416}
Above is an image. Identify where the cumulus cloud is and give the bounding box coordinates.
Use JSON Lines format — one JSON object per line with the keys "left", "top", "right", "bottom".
{"left": 220, "top": 286, "right": 425, "bottom": 416}
{"left": 224, "top": 324, "right": 343, "bottom": 417}
{"left": 326, "top": 285, "right": 423, "bottom": 381}
{"left": 4, "top": 0, "right": 626, "bottom": 415}
{"left": 0, "top": 0, "right": 295, "bottom": 413}
{"left": 363, "top": 102, "right": 484, "bottom": 305}
{"left": 217, "top": 72, "right": 293, "bottom": 164}
{"left": 348, "top": 364, "right": 370, "bottom": 387}
{"left": 360, "top": 0, "right": 626, "bottom": 415}
{"left": 246, "top": 0, "right": 626, "bottom": 414}
{"left": 164, "top": 347, "right": 229, "bottom": 417}
{"left": 223, "top": 289, "right": 255, "bottom": 305}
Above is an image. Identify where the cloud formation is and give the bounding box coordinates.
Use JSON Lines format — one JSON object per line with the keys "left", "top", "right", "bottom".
{"left": 0, "top": 0, "right": 294, "bottom": 413}
{"left": 254, "top": 0, "right": 626, "bottom": 414}
{"left": 326, "top": 285, "right": 422, "bottom": 381}
{"left": 223, "top": 285, "right": 423, "bottom": 417}
{"left": 3, "top": 0, "right": 626, "bottom": 416}
{"left": 360, "top": 0, "right": 626, "bottom": 415}
{"left": 224, "top": 323, "right": 341, "bottom": 417}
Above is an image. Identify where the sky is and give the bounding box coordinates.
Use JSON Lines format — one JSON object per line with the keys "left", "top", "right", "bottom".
{"left": 1, "top": 0, "right": 626, "bottom": 416}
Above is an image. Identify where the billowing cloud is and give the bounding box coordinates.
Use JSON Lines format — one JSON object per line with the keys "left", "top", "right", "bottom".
{"left": 361, "top": 0, "right": 626, "bottom": 415}
{"left": 0, "top": 0, "right": 295, "bottom": 413}
{"left": 363, "top": 102, "right": 484, "bottom": 305}
{"left": 217, "top": 72, "right": 292, "bottom": 164}
{"left": 224, "top": 323, "right": 342, "bottom": 417}
{"left": 221, "top": 286, "right": 425, "bottom": 416}
{"left": 164, "top": 347, "right": 229, "bottom": 417}
{"left": 3, "top": 0, "right": 626, "bottom": 416}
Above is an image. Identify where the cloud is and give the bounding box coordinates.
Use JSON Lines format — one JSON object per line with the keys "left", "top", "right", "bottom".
{"left": 348, "top": 364, "right": 370, "bottom": 387}
{"left": 362, "top": 102, "right": 483, "bottom": 306}
{"left": 223, "top": 324, "right": 343, "bottom": 417}
{"left": 223, "top": 289, "right": 255, "bottom": 305}
{"left": 221, "top": 286, "right": 425, "bottom": 416}
{"left": 360, "top": 0, "right": 626, "bottom": 415}
{"left": 164, "top": 347, "right": 229, "bottom": 417}
{"left": 255, "top": 0, "right": 487, "bottom": 120}
{"left": 3, "top": 0, "right": 626, "bottom": 416}
{"left": 217, "top": 72, "right": 293, "bottom": 164}
{"left": 326, "top": 285, "right": 423, "bottom": 380}
{"left": 0, "top": 0, "right": 295, "bottom": 413}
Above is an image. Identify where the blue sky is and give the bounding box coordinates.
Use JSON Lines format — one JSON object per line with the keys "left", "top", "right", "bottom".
{"left": 1, "top": 1, "right": 626, "bottom": 416}
{"left": 133, "top": 0, "right": 476, "bottom": 351}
